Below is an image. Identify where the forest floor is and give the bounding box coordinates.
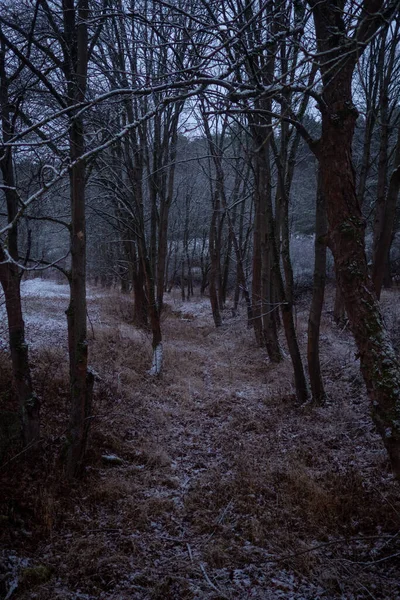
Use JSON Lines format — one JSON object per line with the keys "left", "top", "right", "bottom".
{"left": 1, "top": 279, "right": 400, "bottom": 599}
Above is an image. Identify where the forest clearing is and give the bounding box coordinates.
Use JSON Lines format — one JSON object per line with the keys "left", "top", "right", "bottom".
{"left": 1, "top": 279, "right": 400, "bottom": 600}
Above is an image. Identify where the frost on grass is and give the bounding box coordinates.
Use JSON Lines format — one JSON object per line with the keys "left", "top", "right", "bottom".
{"left": 2, "top": 285, "right": 400, "bottom": 600}
{"left": 0, "top": 278, "right": 101, "bottom": 351}
{"left": 0, "top": 552, "right": 30, "bottom": 600}
{"left": 20, "top": 279, "right": 103, "bottom": 301}
{"left": 21, "top": 279, "right": 71, "bottom": 299}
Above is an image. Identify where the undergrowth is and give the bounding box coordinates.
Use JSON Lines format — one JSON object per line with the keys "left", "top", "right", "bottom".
{"left": 1, "top": 285, "right": 400, "bottom": 599}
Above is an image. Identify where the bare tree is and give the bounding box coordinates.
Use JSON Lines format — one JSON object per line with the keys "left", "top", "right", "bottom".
{"left": 0, "top": 0, "right": 103, "bottom": 475}
{"left": 0, "top": 36, "right": 39, "bottom": 445}
{"left": 307, "top": 168, "right": 327, "bottom": 404}
{"left": 308, "top": 0, "right": 400, "bottom": 475}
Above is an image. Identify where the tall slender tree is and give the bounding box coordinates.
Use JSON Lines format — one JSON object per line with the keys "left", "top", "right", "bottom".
{"left": 308, "top": 0, "right": 400, "bottom": 475}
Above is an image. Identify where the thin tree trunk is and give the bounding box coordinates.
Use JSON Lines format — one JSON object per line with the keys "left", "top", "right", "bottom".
{"left": 220, "top": 232, "right": 231, "bottom": 307}
{"left": 259, "top": 139, "right": 282, "bottom": 362}
{"left": 252, "top": 196, "right": 264, "bottom": 345}
{"left": 373, "top": 92, "right": 390, "bottom": 268}
{"left": 65, "top": 0, "right": 92, "bottom": 478}
{"left": 252, "top": 124, "right": 305, "bottom": 394}
{"left": 0, "top": 256, "right": 39, "bottom": 444}
{"left": 230, "top": 216, "right": 252, "bottom": 323}
{"left": 66, "top": 122, "right": 92, "bottom": 476}
{"left": 181, "top": 257, "right": 185, "bottom": 301}
{"left": 209, "top": 200, "right": 222, "bottom": 328}
{"left": 132, "top": 243, "right": 149, "bottom": 329}
{"left": 157, "top": 204, "right": 169, "bottom": 309}
{"left": 0, "top": 44, "right": 39, "bottom": 445}
{"left": 156, "top": 108, "right": 180, "bottom": 310}
{"left": 142, "top": 250, "right": 163, "bottom": 375}
{"left": 259, "top": 144, "right": 307, "bottom": 398}
{"left": 307, "top": 169, "right": 327, "bottom": 404}
{"left": 262, "top": 245, "right": 282, "bottom": 362}
{"left": 357, "top": 111, "right": 376, "bottom": 206}
{"left": 269, "top": 198, "right": 308, "bottom": 402}
{"left": 372, "top": 124, "right": 400, "bottom": 298}
{"left": 200, "top": 233, "right": 209, "bottom": 296}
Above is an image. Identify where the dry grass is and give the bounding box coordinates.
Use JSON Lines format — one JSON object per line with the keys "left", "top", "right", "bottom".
{"left": 1, "top": 284, "right": 400, "bottom": 599}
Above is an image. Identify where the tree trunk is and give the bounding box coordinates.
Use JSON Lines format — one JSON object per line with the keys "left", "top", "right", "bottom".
{"left": 65, "top": 0, "right": 91, "bottom": 478}
{"left": 259, "top": 135, "right": 282, "bottom": 361}
{"left": 0, "top": 46, "right": 38, "bottom": 445}
{"left": 333, "top": 284, "right": 346, "bottom": 325}
{"left": 66, "top": 121, "right": 92, "bottom": 477}
{"left": 261, "top": 244, "right": 282, "bottom": 362}
{"left": 264, "top": 168, "right": 308, "bottom": 400}
{"left": 209, "top": 201, "right": 222, "bottom": 328}
{"left": 156, "top": 110, "right": 180, "bottom": 310}
{"left": 157, "top": 203, "right": 169, "bottom": 310}
{"left": 254, "top": 126, "right": 307, "bottom": 398}
{"left": 181, "top": 257, "right": 185, "bottom": 301}
{"left": 311, "top": 4, "right": 400, "bottom": 473}
{"left": 252, "top": 196, "right": 264, "bottom": 345}
{"left": 372, "top": 124, "right": 400, "bottom": 298}
{"left": 0, "top": 257, "right": 39, "bottom": 444}
{"left": 143, "top": 250, "right": 163, "bottom": 375}
{"left": 220, "top": 232, "right": 231, "bottom": 307}
{"left": 307, "top": 169, "right": 327, "bottom": 404}
{"left": 383, "top": 252, "right": 392, "bottom": 289}
{"left": 133, "top": 246, "right": 149, "bottom": 329}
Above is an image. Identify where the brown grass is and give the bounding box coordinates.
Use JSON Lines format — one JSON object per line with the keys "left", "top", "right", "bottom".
{"left": 1, "top": 285, "right": 400, "bottom": 599}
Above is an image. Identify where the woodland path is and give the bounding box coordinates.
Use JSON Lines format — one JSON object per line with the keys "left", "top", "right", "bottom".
{"left": 1, "top": 280, "right": 400, "bottom": 599}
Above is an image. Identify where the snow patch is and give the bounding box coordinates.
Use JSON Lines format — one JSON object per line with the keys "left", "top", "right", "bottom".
{"left": 149, "top": 343, "right": 163, "bottom": 376}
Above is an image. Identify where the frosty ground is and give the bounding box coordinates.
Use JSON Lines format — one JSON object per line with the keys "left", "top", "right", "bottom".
{"left": 1, "top": 279, "right": 400, "bottom": 599}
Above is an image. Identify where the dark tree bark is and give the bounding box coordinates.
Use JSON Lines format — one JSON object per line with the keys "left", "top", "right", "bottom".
{"left": 200, "top": 233, "right": 210, "bottom": 296}
{"left": 260, "top": 167, "right": 282, "bottom": 362}
{"left": 251, "top": 125, "right": 282, "bottom": 360}
{"left": 209, "top": 194, "right": 223, "bottom": 328}
{"left": 227, "top": 203, "right": 253, "bottom": 324}
{"left": 133, "top": 263, "right": 149, "bottom": 328}
{"left": 307, "top": 169, "right": 327, "bottom": 404}
{"left": 333, "top": 284, "right": 346, "bottom": 326}
{"left": 156, "top": 105, "right": 181, "bottom": 310}
{"left": 241, "top": 1, "right": 307, "bottom": 380}
{"left": 372, "top": 124, "right": 400, "bottom": 298}
{"left": 235, "top": 181, "right": 253, "bottom": 326}
{"left": 220, "top": 229, "right": 231, "bottom": 307}
{"left": 310, "top": 0, "right": 400, "bottom": 476}
{"left": 63, "top": 0, "right": 92, "bottom": 478}
{"left": 373, "top": 87, "right": 390, "bottom": 274}
{"left": 251, "top": 120, "right": 306, "bottom": 395}
{"left": 125, "top": 239, "right": 148, "bottom": 329}
{"left": 252, "top": 187, "right": 264, "bottom": 346}
{"left": 0, "top": 42, "right": 39, "bottom": 445}
{"left": 201, "top": 109, "right": 226, "bottom": 328}
{"left": 0, "top": 252, "right": 39, "bottom": 444}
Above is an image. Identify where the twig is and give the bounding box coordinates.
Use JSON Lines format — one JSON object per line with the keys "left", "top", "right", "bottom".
{"left": 339, "top": 551, "right": 400, "bottom": 567}
{"left": 199, "top": 563, "right": 229, "bottom": 599}
{"left": 269, "top": 534, "right": 400, "bottom": 564}
{"left": 216, "top": 499, "right": 234, "bottom": 524}
{"left": 187, "top": 543, "right": 194, "bottom": 563}
{"left": 0, "top": 438, "right": 42, "bottom": 470}
{"left": 87, "top": 308, "right": 96, "bottom": 340}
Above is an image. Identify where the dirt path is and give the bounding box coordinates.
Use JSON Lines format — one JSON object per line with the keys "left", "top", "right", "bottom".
{"left": 1, "top": 283, "right": 400, "bottom": 599}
